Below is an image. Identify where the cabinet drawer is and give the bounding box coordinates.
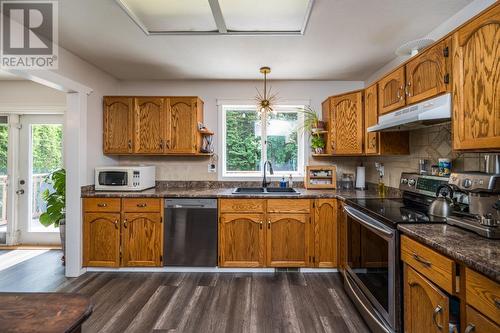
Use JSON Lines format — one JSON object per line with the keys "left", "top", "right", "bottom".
{"left": 466, "top": 268, "right": 500, "bottom": 325}
{"left": 219, "top": 199, "right": 265, "bottom": 213}
{"left": 83, "top": 198, "right": 121, "bottom": 212}
{"left": 267, "top": 199, "right": 310, "bottom": 213}
{"left": 122, "top": 198, "right": 161, "bottom": 212}
{"left": 465, "top": 305, "right": 500, "bottom": 332}
{"left": 401, "top": 235, "right": 455, "bottom": 294}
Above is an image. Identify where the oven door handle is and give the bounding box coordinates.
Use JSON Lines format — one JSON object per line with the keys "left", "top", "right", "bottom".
{"left": 344, "top": 205, "right": 394, "bottom": 238}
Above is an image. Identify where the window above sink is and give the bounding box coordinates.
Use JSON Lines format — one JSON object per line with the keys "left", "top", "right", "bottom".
{"left": 220, "top": 102, "right": 307, "bottom": 179}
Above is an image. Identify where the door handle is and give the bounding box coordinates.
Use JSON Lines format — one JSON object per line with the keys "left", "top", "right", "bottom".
{"left": 412, "top": 252, "right": 432, "bottom": 267}
{"left": 136, "top": 203, "right": 147, "bottom": 208}
{"left": 260, "top": 221, "right": 263, "bottom": 230}
{"left": 97, "top": 203, "right": 108, "bottom": 207}
{"left": 123, "top": 219, "right": 128, "bottom": 228}
{"left": 113, "top": 220, "right": 119, "bottom": 229}
{"left": 464, "top": 324, "right": 475, "bottom": 333}
{"left": 267, "top": 220, "right": 271, "bottom": 229}
{"left": 432, "top": 305, "right": 443, "bottom": 330}
{"left": 16, "top": 189, "right": 24, "bottom": 195}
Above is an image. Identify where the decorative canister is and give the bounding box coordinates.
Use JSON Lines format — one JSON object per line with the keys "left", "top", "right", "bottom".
{"left": 438, "top": 158, "right": 451, "bottom": 176}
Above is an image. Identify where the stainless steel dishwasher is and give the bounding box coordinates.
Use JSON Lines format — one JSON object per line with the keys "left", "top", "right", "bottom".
{"left": 164, "top": 198, "right": 218, "bottom": 267}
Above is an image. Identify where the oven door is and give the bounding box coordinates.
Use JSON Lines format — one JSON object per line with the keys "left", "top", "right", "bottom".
{"left": 343, "top": 205, "right": 398, "bottom": 333}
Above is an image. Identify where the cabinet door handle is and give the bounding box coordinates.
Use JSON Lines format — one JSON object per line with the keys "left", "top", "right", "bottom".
{"left": 432, "top": 305, "right": 443, "bottom": 330}
{"left": 260, "top": 221, "right": 263, "bottom": 230}
{"left": 412, "top": 252, "right": 432, "bottom": 267}
{"left": 464, "top": 324, "right": 475, "bottom": 333}
{"left": 123, "top": 219, "right": 128, "bottom": 228}
{"left": 495, "top": 298, "right": 500, "bottom": 309}
{"left": 128, "top": 140, "right": 132, "bottom": 149}
{"left": 136, "top": 203, "right": 147, "bottom": 208}
{"left": 113, "top": 220, "right": 119, "bottom": 229}
{"left": 97, "top": 203, "right": 107, "bottom": 207}
{"left": 370, "top": 136, "right": 377, "bottom": 148}
{"left": 159, "top": 139, "right": 164, "bottom": 149}
{"left": 267, "top": 220, "right": 271, "bottom": 229}
{"left": 165, "top": 139, "right": 170, "bottom": 149}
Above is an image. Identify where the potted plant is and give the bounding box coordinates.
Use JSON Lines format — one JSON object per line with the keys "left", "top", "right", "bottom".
{"left": 296, "top": 106, "right": 325, "bottom": 134}
{"left": 311, "top": 134, "right": 326, "bottom": 154}
{"left": 39, "top": 168, "right": 66, "bottom": 264}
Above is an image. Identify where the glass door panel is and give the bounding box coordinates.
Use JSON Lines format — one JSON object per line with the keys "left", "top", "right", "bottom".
{"left": 0, "top": 117, "right": 8, "bottom": 244}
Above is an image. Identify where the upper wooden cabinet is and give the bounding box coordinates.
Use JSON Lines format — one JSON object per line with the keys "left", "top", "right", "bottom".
{"left": 322, "top": 91, "right": 364, "bottom": 155}
{"left": 378, "top": 67, "right": 406, "bottom": 115}
{"left": 167, "top": 97, "right": 203, "bottom": 154}
{"left": 452, "top": 3, "right": 500, "bottom": 151}
{"left": 406, "top": 38, "right": 451, "bottom": 105}
{"left": 134, "top": 97, "right": 166, "bottom": 154}
{"left": 364, "top": 84, "right": 379, "bottom": 154}
{"left": 103, "top": 97, "right": 134, "bottom": 154}
{"left": 103, "top": 96, "right": 207, "bottom": 155}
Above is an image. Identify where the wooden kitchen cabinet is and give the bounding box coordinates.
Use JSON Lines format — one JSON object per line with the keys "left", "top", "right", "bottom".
{"left": 219, "top": 213, "right": 265, "bottom": 267}
{"left": 122, "top": 212, "right": 163, "bottom": 267}
{"left": 134, "top": 97, "right": 166, "bottom": 154}
{"left": 405, "top": 38, "right": 451, "bottom": 105}
{"left": 322, "top": 91, "right": 364, "bottom": 155}
{"left": 266, "top": 213, "right": 310, "bottom": 267}
{"left": 83, "top": 212, "right": 121, "bottom": 267}
{"left": 103, "top": 97, "right": 134, "bottom": 154}
{"left": 404, "top": 265, "right": 450, "bottom": 333}
{"left": 166, "top": 97, "right": 203, "bottom": 154}
{"left": 103, "top": 96, "right": 209, "bottom": 155}
{"left": 218, "top": 199, "right": 314, "bottom": 268}
{"left": 465, "top": 305, "right": 500, "bottom": 333}
{"left": 313, "top": 199, "right": 337, "bottom": 267}
{"left": 364, "top": 83, "right": 410, "bottom": 155}
{"left": 452, "top": 3, "right": 500, "bottom": 151}
{"left": 82, "top": 198, "right": 163, "bottom": 267}
{"left": 378, "top": 67, "right": 406, "bottom": 115}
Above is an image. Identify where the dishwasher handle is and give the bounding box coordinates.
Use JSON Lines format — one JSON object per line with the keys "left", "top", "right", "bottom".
{"left": 165, "top": 199, "right": 217, "bottom": 209}
{"left": 169, "top": 204, "right": 211, "bottom": 209}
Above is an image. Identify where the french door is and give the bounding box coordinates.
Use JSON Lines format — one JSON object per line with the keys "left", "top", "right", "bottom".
{"left": 18, "top": 115, "right": 64, "bottom": 244}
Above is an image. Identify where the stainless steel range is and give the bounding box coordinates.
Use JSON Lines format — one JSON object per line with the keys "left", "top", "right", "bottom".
{"left": 343, "top": 173, "right": 449, "bottom": 333}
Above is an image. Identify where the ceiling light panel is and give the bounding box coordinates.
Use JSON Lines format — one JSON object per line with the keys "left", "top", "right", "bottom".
{"left": 118, "top": 0, "right": 217, "bottom": 33}
{"left": 219, "top": 0, "right": 312, "bottom": 32}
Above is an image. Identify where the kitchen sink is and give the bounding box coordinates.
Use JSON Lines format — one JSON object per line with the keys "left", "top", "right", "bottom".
{"left": 232, "top": 187, "right": 301, "bottom": 195}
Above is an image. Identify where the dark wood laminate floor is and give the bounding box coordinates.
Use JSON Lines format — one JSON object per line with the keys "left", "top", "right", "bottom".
{"left": 0, "top": 250, "right": 370, "bottom": 333}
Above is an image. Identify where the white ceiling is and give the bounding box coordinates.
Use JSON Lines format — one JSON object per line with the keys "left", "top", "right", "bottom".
{"left": 56, "top": 0, "right": 472, "bottom": 80}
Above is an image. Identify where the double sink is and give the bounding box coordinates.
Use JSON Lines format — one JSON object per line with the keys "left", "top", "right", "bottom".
{"left": 232, "top": 187, "right": 301, "bottom": 195}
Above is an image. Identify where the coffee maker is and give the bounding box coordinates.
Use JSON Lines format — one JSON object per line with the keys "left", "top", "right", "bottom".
{"left": 446, "top": 172, "right": 500, "bottom": 239}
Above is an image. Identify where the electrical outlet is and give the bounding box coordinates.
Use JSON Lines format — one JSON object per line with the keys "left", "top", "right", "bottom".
{"left": 208, "top": 163, "right": 216, "bottom": 173}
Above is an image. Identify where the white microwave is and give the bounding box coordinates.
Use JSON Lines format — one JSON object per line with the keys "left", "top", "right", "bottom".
{"left": 95, "top": 166, "right": 156, "bottom": 191}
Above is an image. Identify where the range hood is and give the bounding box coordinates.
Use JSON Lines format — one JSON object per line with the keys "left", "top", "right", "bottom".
{"left": 367, "top": 93, "right": 451, "bottom": 132}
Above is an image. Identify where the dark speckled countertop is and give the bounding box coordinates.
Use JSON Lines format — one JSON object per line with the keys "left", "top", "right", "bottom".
{"left": 81, "top": 186, "right": 396, "bottom": 201}
{"left": 398, "top": 224, "right": 500, "bottom": 283}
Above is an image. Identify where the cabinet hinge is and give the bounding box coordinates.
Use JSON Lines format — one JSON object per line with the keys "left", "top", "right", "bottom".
{"left": 444, "top": 73, "right": 450, "bottom": 84}
{"left": 443, "top": 46, "right": 449, "bottom": 58}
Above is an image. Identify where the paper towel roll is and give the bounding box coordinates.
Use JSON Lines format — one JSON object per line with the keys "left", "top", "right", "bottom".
{"left": 356, "top": 166, "right": 365, "bottom": 190}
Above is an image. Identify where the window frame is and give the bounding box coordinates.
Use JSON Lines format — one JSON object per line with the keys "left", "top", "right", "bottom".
{"left": 219, "top": 101, "right": 307, "bottom": 179}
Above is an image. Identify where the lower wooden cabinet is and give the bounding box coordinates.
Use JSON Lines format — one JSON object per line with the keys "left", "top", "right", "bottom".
{"left": 83, "top": 212, "right": 121, "bottom": 267}
{"left": 219, "top": 213, "right": 265, "bottom": 267}
{"left": 122, "top": 212, "right": 162, "bottom": 267}
{"left": 218, "top": 199, "right": 335, "bottom": 268}
{"left": 465, "top": 305, "right": 500, "bottom": 333}
{"left": 267, "top": 213, "right": 310, "bottom": 267}
{"left": 83, "top": 198, "right": 163, "bottom": 267}
{"left": 314, "top": 199, "right": 337, "bottom": 267}
{"left": 404, "top": 265, "right": 450, "bottom": 333}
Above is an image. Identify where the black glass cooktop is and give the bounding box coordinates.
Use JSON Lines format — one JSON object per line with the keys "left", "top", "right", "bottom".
{"left": 346, "top": 197, "right": 434, "bottom": 225}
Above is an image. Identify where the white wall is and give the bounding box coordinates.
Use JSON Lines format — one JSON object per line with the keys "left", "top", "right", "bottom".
{"left": 364, "top": 0, "right": 496, "bottom": 85}
{"left": 52, "top": 48, "right": 120, "bottom": 184}
{"left": 116, "top": 80, "right": 364, "bottom": 180}
{"left": 0, "top": 81, "right": 66, "bottom": 107}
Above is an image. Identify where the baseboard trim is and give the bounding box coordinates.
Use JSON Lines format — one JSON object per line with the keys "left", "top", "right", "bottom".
{"left": 85, "top": 267, "right": 339, "bottom": 273}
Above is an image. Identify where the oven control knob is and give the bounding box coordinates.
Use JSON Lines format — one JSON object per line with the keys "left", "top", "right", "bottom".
{"left": 400, "top": 178, "right": 408, "bottom": 184}
{"left": 408, "top": 179, "right": 416, "bottom": 186}
{"left": 462, "top": 178, "right": 472, "bottom": 188}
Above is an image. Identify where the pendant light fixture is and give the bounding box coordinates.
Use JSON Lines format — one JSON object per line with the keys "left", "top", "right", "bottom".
{"left": 255, "top": 66, "right": 278, "bottom": 116}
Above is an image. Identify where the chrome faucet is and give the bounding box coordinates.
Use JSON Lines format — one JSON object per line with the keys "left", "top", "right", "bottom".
{"left": 262, "top": 160, "right": 274, "bottom": 188}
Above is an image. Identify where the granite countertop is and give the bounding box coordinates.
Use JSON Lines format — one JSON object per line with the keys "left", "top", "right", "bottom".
{"left": 81, "top": 187, "right": 394, "bottom": 201}
{"left": 398, "top": 224, "right": 500, "bottom": 283}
